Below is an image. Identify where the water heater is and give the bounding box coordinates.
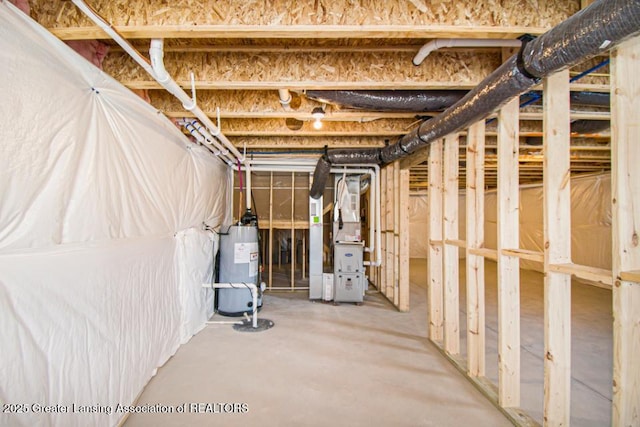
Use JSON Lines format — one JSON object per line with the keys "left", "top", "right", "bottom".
{"left": 217, "top": 224, "right": 261, "bottom": 316}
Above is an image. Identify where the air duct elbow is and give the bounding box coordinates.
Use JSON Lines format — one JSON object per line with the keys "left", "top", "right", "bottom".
{"left": 310, "top": 155, "right": 332, "bottom": 199}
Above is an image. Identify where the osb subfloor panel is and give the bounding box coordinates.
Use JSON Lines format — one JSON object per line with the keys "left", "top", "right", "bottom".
{"left": 124, "top": 263, "right": 512, "bottom": 427}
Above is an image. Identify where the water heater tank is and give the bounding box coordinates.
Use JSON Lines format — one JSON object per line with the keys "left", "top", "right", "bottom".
{"left": 217, "top": 225, "right": 261, "bottom": 316}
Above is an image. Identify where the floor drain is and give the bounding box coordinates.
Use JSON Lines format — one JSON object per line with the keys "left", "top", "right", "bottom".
{"left": 233, "top": 318, "right": 275, "bottom": 332}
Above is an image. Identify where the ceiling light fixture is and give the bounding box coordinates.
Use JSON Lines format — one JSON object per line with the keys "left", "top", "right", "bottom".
{"left": 311, "top": 106, "right": 325, "bottom": 130}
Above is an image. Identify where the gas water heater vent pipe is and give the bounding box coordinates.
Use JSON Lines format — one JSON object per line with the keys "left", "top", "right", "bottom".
{"left": 201, "top": 282, "right": 259, "bottom": 328}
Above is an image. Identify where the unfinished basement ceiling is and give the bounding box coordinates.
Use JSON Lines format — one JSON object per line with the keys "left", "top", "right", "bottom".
{"left": 31, "top": 0, "right": 612, "bottom": 190}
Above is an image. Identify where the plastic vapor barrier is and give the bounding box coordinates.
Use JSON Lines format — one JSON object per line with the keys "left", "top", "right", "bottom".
{"left": 1, "top": 3, "right": 229, "bottom": 426}
{"left": 408, "top": 173, "right": 612, "bottom": 274}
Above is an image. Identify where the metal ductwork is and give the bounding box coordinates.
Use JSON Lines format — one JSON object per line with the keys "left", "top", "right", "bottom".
{"left": 310, "top": 0, "right": 640, "bottom": 199}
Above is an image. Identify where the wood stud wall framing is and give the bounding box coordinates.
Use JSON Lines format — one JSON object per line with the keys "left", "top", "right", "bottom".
{"left": 422, "top": 37, "right": 640, "bottom": 426}
{"left": 375, "top": 161, "right": 410, "bottom": 312}
{"left": 610, "top": 38, "right": 640, "bottom": 427}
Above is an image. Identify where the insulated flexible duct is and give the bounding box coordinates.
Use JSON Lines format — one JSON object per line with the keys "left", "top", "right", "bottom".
{"left": 309, "top": 0, "right": 640, "bottom": 199}
{"left": 308, "top": 89, "right": 609, "bottom": 112}
{"left": 305, "top": 90, "right": 468, "bottom": 112}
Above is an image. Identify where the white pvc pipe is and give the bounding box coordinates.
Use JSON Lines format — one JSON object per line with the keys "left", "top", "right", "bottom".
{"left": 201, "top": 282, "right": 258, "bottom": 328}
{"left": 249, "top": 158, "right": 318, "bottom": 166}
{"left": 413, "top": 38, "right": 522, "bottom": 66}
{"left": 245, "top": 161, "right": 252, "bottom": 211}
{"left": 184, "top": 121, "right": 235, "bottom": 164}
{"left": 70, "top": 1, "right": 156, "bottom": 75}
{"left": 70, "top": 1, "right": 245, "bottom": 167}
{"left": 278, "top": 89, "right": 292, "bottom": 111}
{"left": 148, "top": 39, "right": 245, "bottom": 163}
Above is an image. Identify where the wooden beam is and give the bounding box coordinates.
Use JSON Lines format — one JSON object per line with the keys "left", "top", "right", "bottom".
{"left": 443, "top": 133, "right": 460, "bottom": 355}
{"left": 466, "top": 119, "right": 486, "bottom": 378}
{"left": 399, "top": 168, "right": 410, "bottom": 312}
{"left": 49, "top": 25, "right": 548, "bottom": 41}
{"left": 547, "top": 263, "right": 612, "bottom": 289}
{"left": 386, "top": 162, "right": 395, "bottom": 300}
{"left": 123, "top": 80, "right": 485, "bottom": 91}
{"left": 381, "top": 166, "right": 388, "bottom": 295}
{"left": 444, "top": 239, "right": 467, "bottom": 248}
{"left": 501, "top": 249, "right": 544, "bottom": 263}
{"left": 291, "top": 172, "right": 295, "bottom": 290}
{"left": 469, "top": 248, "right": 499, "bottom": 261}
{"left": 542, "top": 69, "right": 572, "bottom": 427}
{"left": 610, "top": 37, "right": 640, "bottom": 427}
{"left": 428, "top": 139, "right": 444, "bottom": 342}
{"left": 393, "top": 161, "right": 401, "bottom": 307}
{"left": 497, "top": 95, "right": 521, "bottom": 408}
{"left": 269, "top": 172, "right": 274, "bottom": 289}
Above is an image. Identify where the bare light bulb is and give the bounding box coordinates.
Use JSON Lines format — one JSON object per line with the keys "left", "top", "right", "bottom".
{"left": 313, "top": 119, "right": 323, "bottom": 130}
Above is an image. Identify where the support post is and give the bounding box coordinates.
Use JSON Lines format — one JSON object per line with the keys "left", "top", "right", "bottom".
{"left": 399, "top": 168, "right": 410, "bottom": 312}
{"left": 543, "top": 69, "right": 572, "bottom": 427}
{"left": 291, "top": 172, "right": 295, "bottom": 290}
{"left": 380, "top": 166, "right": 387, "bottom": 293}
{"left": 394, "top": 160, "right": 401, "bottom": 306}
{"left": 497, "top": 97, "right": 521, "bottom": 408}
{"left": 611, "top": 37, "right": 640, "bottom": 427}
{"left": 269, "top": 172, "right": 274, "bottom": 289}
{"left": 428, "top": 139, "right": 444, "bottom": 342}
{"left": 466, "top": 120, "right": 486, "bottom": 377}
{"left": 386, "top": 163, "right": 395, "bottom": 300}
{"left": 443, "top": 133, "right": 460, "bottom": 355}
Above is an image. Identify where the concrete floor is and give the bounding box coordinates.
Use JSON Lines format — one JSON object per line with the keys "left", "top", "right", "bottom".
{"left": 125, "top": 259, "right": 612, "bottom": 426}
{"left": 125, "top": 261, "right": 513, "bottom": 427}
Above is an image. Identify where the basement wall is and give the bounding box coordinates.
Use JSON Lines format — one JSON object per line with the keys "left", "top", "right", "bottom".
{"left": 410, "top": 172, "right": 612, "bottom": 270}
{"left": 0, "top": 4, "right": 230, "bottom": 427}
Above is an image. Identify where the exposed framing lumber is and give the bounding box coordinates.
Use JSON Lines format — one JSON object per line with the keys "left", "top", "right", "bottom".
{"left": 107, "top": 49, "right": 501, "bottom": 90}
{"left": 443, "top": 133, "right": 460, "bottom": 355}
{"left": 268, "top": 172, "right": 274, "bottom": 289}
{"left": 610, "top": 37, "right": 640, "bottom": 427}
{"left": 380, "top": 166, "right": 387, "bottom": 294}
{"left": 469, "top": 248, "right": 498, "bottom": 261}
{"left": 48, "top": 25, "right": 549, "bottom": 41}
{"left": 393, "top": 161, "right": 401, "bottom": 307}
{"left": 386, "top": 162, "right": 395, "bottom": 300}
{"left": 291, "top": 172, "right": 295, "bottom": 290}
{"left": 501, "top": 249, "right": 544, "bottom": 263}
{"left": 497, "top": 96, "right": 521, "bottom": 408}
{"left": 398, "top": 168, "right": 410, "bottom": 312}
{"left": 542, "top": 69, "right": 572, "bottom": 427}
{"left": 466, "top": 119, "right": 486, "bottom": 377}
{"left": 547, "top": 263, "right": 612, "bottom": 289}
{"left": 429, "top": 341, "right": 541, "bottom": 427}
{"left": 427, "top": 139, "right": 444, "bottom": 342}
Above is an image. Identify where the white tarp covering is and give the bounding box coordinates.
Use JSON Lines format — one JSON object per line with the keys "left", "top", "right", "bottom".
{"left": 409, "top": 173, "right": 612, "bottom": 272}
{"left": 0, "top": 3, "right": 229, "bottom": 426}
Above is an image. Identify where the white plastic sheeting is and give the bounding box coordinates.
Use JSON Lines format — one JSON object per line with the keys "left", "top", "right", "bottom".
{"left": 0, "top": 3, "right": 229, "bottom": 426}
{"left": 409, "top": 194, "right": 429, "bottom": 257}
{"left": 409, "top": 173, "right": 612, "bottom": 272}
